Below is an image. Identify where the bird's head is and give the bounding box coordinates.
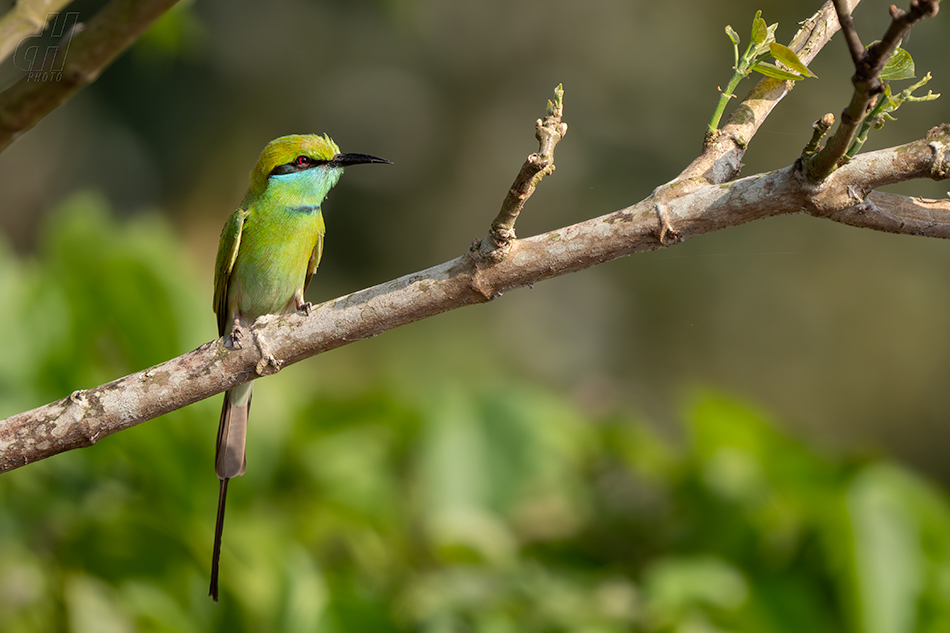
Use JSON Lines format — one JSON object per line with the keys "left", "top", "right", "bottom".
{"left": 244, "top": 134, "right": 390, "bottom": 204}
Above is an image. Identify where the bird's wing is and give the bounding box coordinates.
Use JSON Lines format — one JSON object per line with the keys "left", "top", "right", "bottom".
{"left": 213, "top": 208, "right": 249, "bottom": 336}
{"left": 303, "top": 210, "right": 326, "bottom": 293}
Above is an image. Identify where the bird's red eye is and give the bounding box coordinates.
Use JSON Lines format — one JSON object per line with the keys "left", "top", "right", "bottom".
{"left": 295, "top": 155, "right": 310, "bottom": 166}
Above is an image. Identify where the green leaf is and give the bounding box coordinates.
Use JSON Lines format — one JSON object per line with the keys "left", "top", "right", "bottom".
{"left": 769, "top": 42, "right": 817, "bottom": 78}
{"left": 847, "top": 466, "right": 928, "bottom": 633}
{"left": 752, "top": 61, "right": 805, "bottom": 81}
{"left": 644, "top": 556, "right": 749, "bottom": 614}
{"left": 751, "top": 11, "right": 767, "bottom": 45}
{"left": 751, "top": 17, "right": 778, "bottom": 59}
{"left": 879, "top": 46, "right": 915, "bottom": 81}
{"left": 725, "top": 24, "right": 740, "bottom": 45}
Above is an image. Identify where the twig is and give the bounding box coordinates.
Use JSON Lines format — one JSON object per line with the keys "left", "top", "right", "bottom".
{"left": 845, "top": 73, "right": 940, "bottom": 160}
{"left": 478, "top": 84, "right": 567, "bottom": 261}
{"left": 804, "top": 113, "right": 836, "bottom": 157}
{"left": 0, "top": 0, "right": 181, "bottom": 153}
{"left": 835, "top": 0, "right": 866, "bottom": 64}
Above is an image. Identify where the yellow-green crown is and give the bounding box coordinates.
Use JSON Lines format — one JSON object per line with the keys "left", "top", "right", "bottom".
{"left": 242, "top": 133, "right": 390, "bottom": 204}
{"left": 252, "top": 134, "right": 340, "bottom": 180}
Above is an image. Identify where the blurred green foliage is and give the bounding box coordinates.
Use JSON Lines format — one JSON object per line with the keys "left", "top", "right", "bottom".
{"left": 2, "top": 196, "right": 950, "bottom": 631}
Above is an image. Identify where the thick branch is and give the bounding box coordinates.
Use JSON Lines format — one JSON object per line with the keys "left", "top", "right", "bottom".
{"left": 0, "top": 0, "right": 181, "bottom": 153}
{"left": 3, "top": 126, "right": 949, "bottom": 473}
{"left": 825, "top": 191, "right": 950, "bottom": 234}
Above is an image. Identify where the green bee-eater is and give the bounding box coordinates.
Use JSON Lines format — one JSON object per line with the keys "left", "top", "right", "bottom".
{"left": 210, "top": 134, "right": 390, "bottom": 601}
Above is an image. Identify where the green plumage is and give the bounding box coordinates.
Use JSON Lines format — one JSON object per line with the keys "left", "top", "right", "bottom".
{"left": 208, "top": 134, "right": 389, "bottom": 602}
{"left": 214, "top": 134, "right": 339, "bottom": 336}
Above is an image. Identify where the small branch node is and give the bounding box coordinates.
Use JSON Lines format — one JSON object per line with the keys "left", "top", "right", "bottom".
{"left": 717, "top": 86, "right": 739, "bottom": 99}
{"left": 654, "top": 201, "right": 680, "bottom": 246}
{"left": 491, "top": 226, "right": 517, "bottom": 244}
{"left": 803, "top": 113, "right": 836, "bottom": 156}
{"left": 255, "top": 356, "right": 282, "bottom": 376}
{"left": 862, "top": 195, "right": 882, "bottom": 214}
{"left": 847, "top": 184, "right": 868, "bottom": 202}
{"left": 929, "top": 141, "right": 950, "bottom": 180}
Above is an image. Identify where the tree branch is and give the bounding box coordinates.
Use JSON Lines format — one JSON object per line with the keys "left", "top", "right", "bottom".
{"left": 0, "top": 0, "right": 74, "bottom": 67}
{"left": 806, "top": 0, "right": 941, "bottom": 181}
{"left": 0, "top": 0, "right": 181, "bottom": 153}
{"left": 480, "top": 84, "right": 567, "bottom": 260}
{"left": 825, "top": 190, "right": 950, "bottom": 235}
{"left": 684, "top": 0, "right": 861, "bottom": 185}
{"left": 0, "top": 0, "right": 946, "bottom": 473}
{"left": 3, "top": 123, "right": 949, "bottom": 473}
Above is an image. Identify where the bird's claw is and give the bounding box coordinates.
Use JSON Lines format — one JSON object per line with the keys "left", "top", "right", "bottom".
{"left": 297, "top": 301, "right": 313, "bottom": 316}
{"left": 227, "top": 324, "right": 244, "bottom": 350}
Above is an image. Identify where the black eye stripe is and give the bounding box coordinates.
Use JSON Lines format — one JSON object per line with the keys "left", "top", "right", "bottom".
{"left": 269, "top": 157, "right": 330, "bottom": 176}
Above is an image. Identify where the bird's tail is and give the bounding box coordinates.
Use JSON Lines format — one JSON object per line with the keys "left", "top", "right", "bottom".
{"left": 215, "top": 382, "right": 253, "bottom": 479}
{"left": 209, "top": 382, "right": 253, "bottom": 601}
{"left": 209, "top": 477, "right": 229, "bottom": 602}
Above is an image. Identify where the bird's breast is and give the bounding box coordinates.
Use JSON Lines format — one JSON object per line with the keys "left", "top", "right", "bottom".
{"left": 227, "top": 207, "right": 324, "bottom": 320}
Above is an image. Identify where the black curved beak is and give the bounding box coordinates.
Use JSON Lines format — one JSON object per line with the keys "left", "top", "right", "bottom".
{"left": 330, "top": 153, "right": 393, "bottom": 167}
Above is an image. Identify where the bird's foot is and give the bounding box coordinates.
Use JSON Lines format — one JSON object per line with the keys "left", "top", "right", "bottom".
{"left": 227, "top": 324, "right": 244, "bottom": 350}
{"left": 297, "top": 300, "right": 314, "bottom": 316}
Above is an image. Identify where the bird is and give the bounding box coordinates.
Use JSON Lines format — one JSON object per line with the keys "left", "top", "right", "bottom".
{"left": 209, "top": 133, "right": 390, "bottom": 601}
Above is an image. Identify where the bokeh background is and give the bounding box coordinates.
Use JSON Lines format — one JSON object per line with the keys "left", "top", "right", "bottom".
{"left": 1, "top": 0, "right": 950, "bottom": 631}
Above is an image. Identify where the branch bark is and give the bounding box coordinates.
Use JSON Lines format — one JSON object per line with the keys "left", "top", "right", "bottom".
{"left": 0, "top": 0, "right": 946, "bottom": 473}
